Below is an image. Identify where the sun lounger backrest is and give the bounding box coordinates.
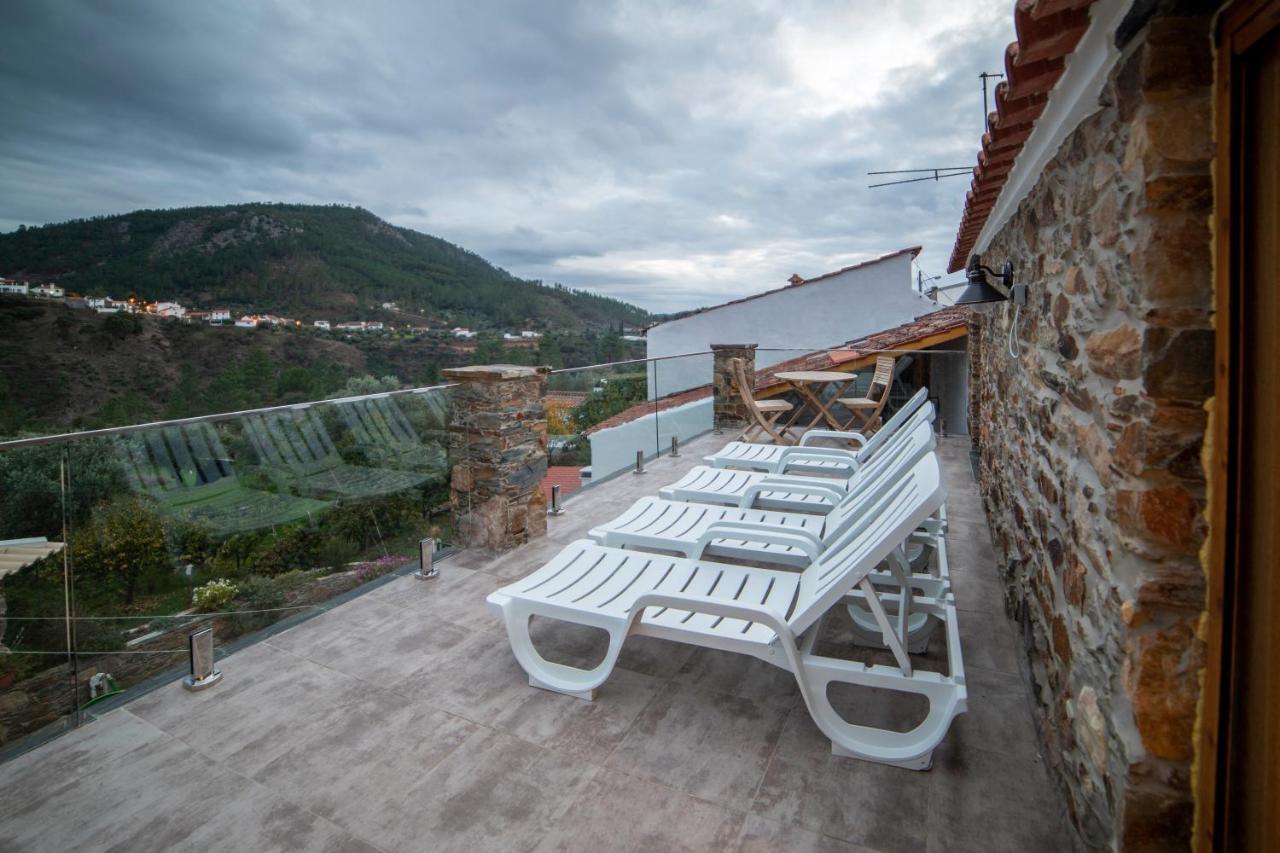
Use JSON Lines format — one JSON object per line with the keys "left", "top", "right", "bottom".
{"left": 789, "top": 453, "right": 945, "bottom": 634}
{"left": 824, "top": 420, "right": 937, "bottom": 534}
{"left": 859, "top": 390, "right": 932, "bottom": 459}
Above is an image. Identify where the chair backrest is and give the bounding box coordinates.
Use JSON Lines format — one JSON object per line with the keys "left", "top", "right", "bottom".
{"left": 870, "top": 355, "right": 895, "bottom": 393}
{"left": 789, "top": 451, "right": 945, "bottom": 634}
{"left": 824, "top": 419, "right": 937, "bottom": 536}
{"left": 729, "top": 357, "right": 787, "bottom": 437}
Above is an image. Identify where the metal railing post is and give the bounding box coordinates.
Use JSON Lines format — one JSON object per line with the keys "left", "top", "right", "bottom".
{"left": 670, "top": 436, "right": 679, "bottom": 457}
{"left": 182, "top": 627, "right": 222, "bottom": 692}
{"left": 415, "top": 536, "right": 438, "bottom": 579}
{"left": 549, "top": 484, "right": 564, "bottom": 515}
{"left": 634, "top": 450, "right": 645, "bottom": 475}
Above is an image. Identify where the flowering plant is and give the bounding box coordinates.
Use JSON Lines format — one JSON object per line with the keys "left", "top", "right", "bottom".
{"left": 192, "top": 579, "right": 238, "bottom": 611}
{"left": 353, "top": 554, "right": 404, "bottom": 584}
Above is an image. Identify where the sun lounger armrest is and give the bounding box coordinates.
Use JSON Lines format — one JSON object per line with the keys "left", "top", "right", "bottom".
{"left": 691, "top": 521, "right": 823, "bottom": 560}
{"left": 799, "top": 429, "right": 868, "bottom": 448}
{"left": 739, "top": 478, "right": 845, "bottom": 508}
{"left": 630, "top": 592, "right": 794, "bottom": 641}
{"left": 772, "top": 449, "right": 860, "bottom": 476}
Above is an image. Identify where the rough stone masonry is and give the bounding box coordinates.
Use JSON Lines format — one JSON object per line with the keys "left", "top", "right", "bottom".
{"left": 967, "top": 12, "right": 1213, "bottom": 852}
{"left": 443, "top": 365, "right": 550, "bottom": 551}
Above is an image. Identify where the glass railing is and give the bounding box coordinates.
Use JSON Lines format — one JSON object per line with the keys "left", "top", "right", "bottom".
{"left": 0, "top": 383, "right": 452, "bottom": 754}
{"left": 0, "top": 339, "right": 970, "bottom": 758}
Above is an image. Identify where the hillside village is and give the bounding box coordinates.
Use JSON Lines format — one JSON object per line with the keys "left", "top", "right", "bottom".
{"left": 0, "top": 275, "right": 563, "bottom": 344}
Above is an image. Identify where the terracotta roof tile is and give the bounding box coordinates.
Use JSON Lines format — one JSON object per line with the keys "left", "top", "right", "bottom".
{"left": 947, "top": 0, "right": 1098, "bottom": 272}
{"left": 755, "top": 305, "right": 969, "bottom": 390}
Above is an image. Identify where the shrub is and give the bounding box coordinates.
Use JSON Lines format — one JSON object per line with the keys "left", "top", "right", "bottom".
{"left": 192, "top": 579, "right": 237, "bottom": 611}
{"left": 236, "top": 575, "right": 284, "bottom": 611}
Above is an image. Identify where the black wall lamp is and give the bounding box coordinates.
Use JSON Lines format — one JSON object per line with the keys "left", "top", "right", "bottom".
{"left": 954, "top": 253, "right": 1016, "bottom": 308}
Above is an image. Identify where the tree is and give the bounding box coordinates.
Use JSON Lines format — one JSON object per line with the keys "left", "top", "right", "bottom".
{"left": 73, "top": 496, "right": 172, "bottom": 606}
{"left": 537, "top": 334, "right": 565, "bottom": 369}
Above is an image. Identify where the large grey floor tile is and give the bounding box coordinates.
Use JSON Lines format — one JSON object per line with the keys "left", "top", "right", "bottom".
{"left": 364, "top": 565, "right": 503, "bottom": 631}
{"left": 751, "top": 707, "right": 932, "bottom": 853}
{"left": 673, "top": 646, "right": 800, "bottom": 710}
{"left": 534, "top": 768, "right": 744, "bottom": 852}
{"left": 606, "top": 681, "right": 788, "bottom": 811}
{"left": 333, "top": 725, "right": 600, "bottom": 853}
{"left": 733, "top": 813, "right": 880, "bottom": 852}
{"left": 0, "top": 712, "right": 371, "bottom": 853}
{"left": 926, "top": 740, "right": 1068, "bottom": 853}
{"left": 270, "top": 593, "right": 474, "bottom": 687}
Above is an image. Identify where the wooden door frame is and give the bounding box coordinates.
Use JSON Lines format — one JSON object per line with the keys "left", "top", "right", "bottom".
{"left": 1197, "top": 1, "right": 1280, "bottom": 849}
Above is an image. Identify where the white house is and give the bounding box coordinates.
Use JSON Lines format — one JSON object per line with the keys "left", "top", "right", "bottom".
{"left": 380, "top": 302, "right": 398, "bottom": 310}
{"left": 31, "top": 284, "right": 64, "bottom": 298}
{"left": 644, "top": 246, "right": 933, "bottom": 397}
{"left": 313, "top": 320, "right": 331, "bottom": 330}
{"left": 0, "top": 280, "right": 29, "bottom": 295}
{"left": 235, "top": 315, "right": 261, "bottom": 328}
{"left": 452, "top": 327, "right": 477, "bottom": 339}
{"left": 150, "top": 301, "right": 187, "bottom": 319}
{"left": 520, "top": 330, "right": 542, "bottom": 338}
{"left": 208, "top": 309, "right": 231, "bottom": 324}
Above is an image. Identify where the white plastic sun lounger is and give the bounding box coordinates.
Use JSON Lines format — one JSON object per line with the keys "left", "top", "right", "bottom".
{"left": 661, "top": 410, "right": 943, "bottom": 515}
{"left": 704, "top": 387, "right": 931, "bottom": 475}
{"left": 590, "top": 419, "right": 938, "bottom": 568}
{"left": 593, "top": 444, "right": 950, "bottom": 653}
{"left": 487, "top": 453, "right": 965, "bottom": 769}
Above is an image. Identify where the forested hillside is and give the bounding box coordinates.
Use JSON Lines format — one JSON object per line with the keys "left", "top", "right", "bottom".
{"left": 0, "top": 203, "right": 649, "bottom": 329}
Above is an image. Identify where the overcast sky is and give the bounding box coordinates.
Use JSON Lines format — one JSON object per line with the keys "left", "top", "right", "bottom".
{"left": 0, "top": 0, "right": 1014, "bottom": 313}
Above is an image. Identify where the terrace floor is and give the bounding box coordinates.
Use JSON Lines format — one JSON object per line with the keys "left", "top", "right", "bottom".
{"left": 0, "top": 433, "right": 1072, "bottom": 853}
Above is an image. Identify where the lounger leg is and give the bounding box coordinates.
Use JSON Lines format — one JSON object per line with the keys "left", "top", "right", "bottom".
{"left": 788, "top": 600, "right": 967, "bottom": 771}
{"left": 499, "top": 603, "right": 626, "bottom": 701}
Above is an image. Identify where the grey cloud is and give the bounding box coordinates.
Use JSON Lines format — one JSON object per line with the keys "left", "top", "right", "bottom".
{"left": 0, "top": 0, "right": 1014, "bottom": 312}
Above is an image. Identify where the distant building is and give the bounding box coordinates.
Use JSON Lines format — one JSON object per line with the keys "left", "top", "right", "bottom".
{"left": 452, "top": 327, "right": 477, "bottom": 339}
{"left": 150, "top": 301, "right": 186, "bottom": 319}
{"left": 365, "top": 321, "right": 384, "bottom": 331}
{"left": 645, "top": 246, "right": 931, "bottom": 397}
{"left": 31, "top": 284, "right": 64, "bottom": 299}
{"left": 335, "top": 321, "right": 366, "bottom": 331}
{"left": 235, "top": 315, "right": 261, "bottom": 328}
{"left": 0, "top": 280, "right": 29, "bottom": 296}
{"left": 208, "top": 309, "right": 231, "bottom": 324}
{"left": 380, "top": 302, "right": 398, "bottom": 310}
{"left": 520, "top": 330, "right": 542, "bottom": 338}
{"left": 313, "top": 320, "right": 331, "bottom": 330}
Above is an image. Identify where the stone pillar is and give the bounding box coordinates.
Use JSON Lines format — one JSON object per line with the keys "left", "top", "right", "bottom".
{"left": 442, "top": 364, "right": 550, "bottom": 551}
{"left": 711, "top": 343, "right": 758, "bottom": 432}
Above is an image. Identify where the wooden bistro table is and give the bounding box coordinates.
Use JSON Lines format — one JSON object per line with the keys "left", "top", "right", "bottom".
{"left": 773, "top": 370, "right": 859, "bottom": 432}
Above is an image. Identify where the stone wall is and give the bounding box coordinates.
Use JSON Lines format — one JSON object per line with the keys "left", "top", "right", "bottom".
{"left": 443, "top": 365, "right": 549, "bottom": 551}
{"left": 967, "top": 13, "right": 1213, "bottom": 851}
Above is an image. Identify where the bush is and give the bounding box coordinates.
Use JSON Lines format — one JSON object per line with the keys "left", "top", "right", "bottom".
{"left": 236, "top": 575, "right": 283, "bottom": 611}
{"left": 192, "top": 579, "right": 237, "bottom": 611}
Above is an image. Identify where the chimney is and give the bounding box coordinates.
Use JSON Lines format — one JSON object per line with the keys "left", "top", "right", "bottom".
{"left": 787, "top": 273, "right": 805, "bottom": 287}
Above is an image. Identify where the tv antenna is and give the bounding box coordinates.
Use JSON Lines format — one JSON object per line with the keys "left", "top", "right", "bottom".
{"left": 916, "top": 269, "right": 943, "bottom": 294}
{"left": 867, "top": 167, "right": 972, "bottom": 189}
{"left": 979, "top": 71, "right": 1004, "bottom": 131}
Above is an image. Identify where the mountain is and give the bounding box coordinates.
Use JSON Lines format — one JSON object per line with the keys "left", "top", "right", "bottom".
{"left": 0, "top": 203, "right": 649, "bottom": 329}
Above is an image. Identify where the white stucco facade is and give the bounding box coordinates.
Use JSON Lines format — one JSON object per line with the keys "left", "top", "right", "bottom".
{"left": 644, "top": 248, "right": 934, "bottom": 398}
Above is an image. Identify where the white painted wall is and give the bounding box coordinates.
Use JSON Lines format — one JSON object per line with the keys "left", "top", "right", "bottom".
{"left": 586, "top": 397, "right": 713, "bottom": 480}
{"left": 645, "top": 251, "right": 932, "bottom": 398}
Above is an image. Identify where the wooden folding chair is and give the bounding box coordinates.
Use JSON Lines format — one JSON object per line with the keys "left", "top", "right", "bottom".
{"left": 838, "top": 355, "right": 895, "bottom": 433}
{"left": 729, "top": 357, "right": 796, "bottom": 445}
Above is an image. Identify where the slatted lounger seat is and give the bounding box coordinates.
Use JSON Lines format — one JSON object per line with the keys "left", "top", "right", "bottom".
{"left": 487, "top": 454, "right": 966, "bottom": 770}
{"left": 594, "top": 440, "right": 948, "bottom": 652}
{"left": 704, "top": 388, "right": 930, "bottom": 476}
